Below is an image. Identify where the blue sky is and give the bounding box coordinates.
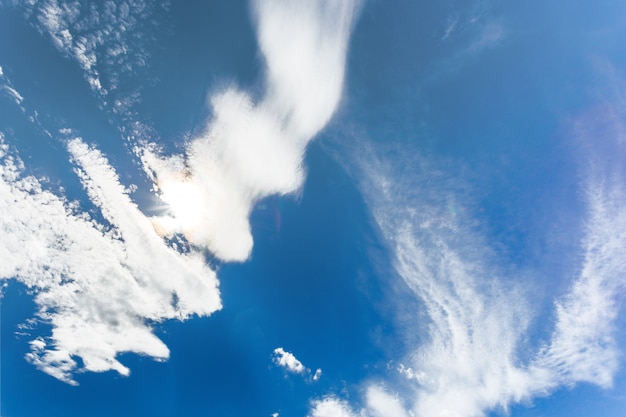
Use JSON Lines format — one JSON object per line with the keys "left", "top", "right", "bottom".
{"left": 1, "top": 0, "right": 626, "bottom": 416}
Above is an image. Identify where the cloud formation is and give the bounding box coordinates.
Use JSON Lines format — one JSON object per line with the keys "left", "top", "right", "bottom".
{"left": 273, "top": 347, "right": 322, "bottom": 381}
{"left": 0, "top": 132, "right": 221, "bottom": 385}
{"left": 273, "top": 347, "right": 307, "bottom": 374}
{"left": 8, "top": 0, "right": 165, "bottom": 116}
{"left": 309, "top": 398, "right": 360, "bottom": 417}
{"left": 1, "top": 0, "right": 360, "bottom": 384}
{"left": 310, "top": 102, "right": 626, "bottom": 417}
{"left": 0, "top": 67, "right": 26, "bottom": 110}
{"left": 146, "top": 0, "right": 360, "bottom": 261}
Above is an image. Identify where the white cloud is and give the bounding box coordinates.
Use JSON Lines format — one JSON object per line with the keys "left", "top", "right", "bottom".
{"left": 531, "top": 133, "right": 626, "bottom": 391}
{"left": 146, "top": 0, "right": 360, "bottom": 261}
{"left": 366, "top": 387, "right": 410, "bottom": 417}
{"left": 273, "top": 347, "right": 307, "bottom": 374}
{"left": 2, "top": 85, "right": 24, "bottom": 105}
{"left": 0, "top": 69, "right": 25, "bottom": 109}
{"left": 15, "top": 0, "right": 165, "bottom": 100}
{"left": 35, "top": 0, "right": 104, "bottom": 94}
{"left": 272, "top": 347, "right": 324, "bottom": 383}
{"left": 309, "top": 398, "right": 361, "bottom": 417}
{"left": 2, "top": 0, "right": 359, "bottom": 384}
{"left": 377, "top": 194, "right": 533, "bottom": 417}
{"left": 308, "top": 99, "right": 626, "bottom": 417}
{"left": 0, "top": 134, "right": 221, "bottom": 385}
{"left": 0, "top": 73, "right": 53, "bottom": 135}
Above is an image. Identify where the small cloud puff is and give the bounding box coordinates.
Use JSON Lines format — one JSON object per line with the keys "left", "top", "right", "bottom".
{"left": 273, "top": 347, "right": 306, "bottom": 374}
{"left": 272, "top": 347, "right": 322, "bottom": 382}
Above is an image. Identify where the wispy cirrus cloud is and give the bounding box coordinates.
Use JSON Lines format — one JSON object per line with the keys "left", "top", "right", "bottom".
{"left": 310, "top": 88, "right": 626, "bottom": 417}
{"left": 145, "top": 0, "right": 360, "bottom": 261}
{"left": 0, "top": 66, "right": 25, "bottom": 109}
{"left": 531, "top": 102, "right": 626, "bottom": 392}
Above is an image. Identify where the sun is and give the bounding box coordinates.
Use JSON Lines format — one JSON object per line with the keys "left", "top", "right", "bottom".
{"left": 157, "top": 174, "right": 205, "bottom": 232}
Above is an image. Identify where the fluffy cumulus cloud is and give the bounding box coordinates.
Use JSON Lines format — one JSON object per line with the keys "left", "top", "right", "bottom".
{"left": 310, "top": 100, "right": 626, "bottom": 417}
{"left": 145, "top": 0, "right": 360, "bottom": 261}
{"left": 0, "top": 133, "right": 221, "bottom": 385}
{"left": 308, "top": 390, "right": 416, "bottom": 417}
{"left": 309, "top": 398, "right": 361, "bottom": 417}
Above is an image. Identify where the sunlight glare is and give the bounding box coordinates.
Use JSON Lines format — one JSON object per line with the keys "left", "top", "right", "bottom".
{"left": 158, "top": 175, "right": 205, "bottom": 231}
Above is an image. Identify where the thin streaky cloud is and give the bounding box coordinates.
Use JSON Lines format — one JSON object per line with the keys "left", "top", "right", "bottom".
{"left": 531, "top": 105, "right": 626, "bottom": 391}
{"left": 0, "top": 69, "right": 27, "bottom": 113}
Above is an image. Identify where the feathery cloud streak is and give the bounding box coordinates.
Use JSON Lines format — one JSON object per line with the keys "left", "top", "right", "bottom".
{"left": 146, "top": 0, "right": 360, "bottom": 261}
{"left": 310, "top": 107, "right": 626, "bottom": 417}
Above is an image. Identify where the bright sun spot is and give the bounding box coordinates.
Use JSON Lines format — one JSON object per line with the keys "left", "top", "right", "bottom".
{"left": 158, "top": 176, "right": 205, "bottom": 231}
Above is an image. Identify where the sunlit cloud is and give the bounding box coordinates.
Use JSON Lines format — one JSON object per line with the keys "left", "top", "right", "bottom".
{"left": 273, "top": 347, "right": 322, "bottom": 382}
{"left": 146, "top": 0, "right": 360, "bottom": 261}
{"left": 0, "top": 133, "right": 221, "bottom": 385}
{"left": 531, "top": 103, "right": 626, "bottom": 392}
{"left": 309, "top": 398, "right": 360, "bottom": 417}
{"left": 1, "top": 0, "right": 360, "bottom": 385}
{"left": 273, "top": 347, "right": 307, "bottom": 374}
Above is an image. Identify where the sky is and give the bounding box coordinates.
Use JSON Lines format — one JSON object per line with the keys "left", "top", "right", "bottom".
{"left": 1, "top": 0, "right": 626, "bottom": 416}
